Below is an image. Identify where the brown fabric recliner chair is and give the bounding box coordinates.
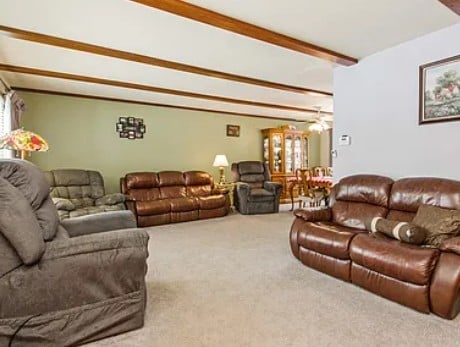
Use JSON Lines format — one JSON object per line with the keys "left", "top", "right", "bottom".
{"left": 0, "top": 159, "right": 149, "bottom": 346}
{"left": 231, "top": 161, "right": 282, "bottom": 215}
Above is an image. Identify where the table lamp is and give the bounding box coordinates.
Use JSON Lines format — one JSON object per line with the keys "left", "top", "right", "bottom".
{"left": 213, "top": 154, "right": 229, "bottom": 184}
{"left": 0, "top": 128, "right": 49, "bottom": 159}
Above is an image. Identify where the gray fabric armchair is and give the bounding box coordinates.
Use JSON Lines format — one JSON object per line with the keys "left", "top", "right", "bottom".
{"left": 44, "top": 169, "right": 127, "bottom": 220}
{"left": 0, "top": 159, "right": 149, "bottom": 346}
{"left": 231, "top": 161, "right": 282, "bottom": 214}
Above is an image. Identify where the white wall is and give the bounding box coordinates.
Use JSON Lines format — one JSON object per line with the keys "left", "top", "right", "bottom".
{"left": 333, "top": 23, "right": 460, "bottom": 181}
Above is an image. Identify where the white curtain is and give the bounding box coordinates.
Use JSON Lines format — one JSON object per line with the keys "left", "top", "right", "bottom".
{"left": 0, "top": 91, "right": 13, "bottom": 158}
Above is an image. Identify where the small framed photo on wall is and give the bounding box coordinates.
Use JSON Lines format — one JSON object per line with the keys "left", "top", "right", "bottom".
{"left": 226, "top": 124, "right": 240, "bottom": 137}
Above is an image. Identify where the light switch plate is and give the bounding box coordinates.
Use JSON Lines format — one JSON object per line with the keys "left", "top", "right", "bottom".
{"left": 338, "top": 135, "right": 351, "bottom": 146}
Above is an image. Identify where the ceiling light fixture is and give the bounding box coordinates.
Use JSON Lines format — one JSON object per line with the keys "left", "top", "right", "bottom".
{"left": 308, "top": 106, "right": 331, "bottom": 133}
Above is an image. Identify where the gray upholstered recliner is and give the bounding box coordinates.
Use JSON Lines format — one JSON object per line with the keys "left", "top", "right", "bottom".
{"left": 44, "top": 169, "right": 126, "bottom": 220}
{"left": 0, "top": 159, "right": 149, "bottom": 346}
{"left": 231, "top": 161, "right": 282, "bottom": 214}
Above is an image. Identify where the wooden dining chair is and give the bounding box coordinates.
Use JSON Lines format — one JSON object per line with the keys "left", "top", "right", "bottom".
{"left": 312, "top": 166, "right": 326, "bottom": 177}
{"left": 296, "top": 168, "right": 327, "bottom": 208}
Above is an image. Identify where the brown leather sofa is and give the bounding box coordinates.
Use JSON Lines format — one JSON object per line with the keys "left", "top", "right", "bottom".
{"left": 290, "top": 174, "right": 460, "bottom": 319}
{"left": 121, "top": 171, "right": 230, "bottom": 227}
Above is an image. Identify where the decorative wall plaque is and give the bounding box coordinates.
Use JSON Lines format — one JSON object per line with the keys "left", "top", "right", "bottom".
{"left": 116, "top": 117, "right": 146, "bottom": 139}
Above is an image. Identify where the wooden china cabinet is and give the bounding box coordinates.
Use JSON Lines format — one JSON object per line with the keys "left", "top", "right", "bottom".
{"left": 262, "top": 127, "right": 309, "bottom": 201}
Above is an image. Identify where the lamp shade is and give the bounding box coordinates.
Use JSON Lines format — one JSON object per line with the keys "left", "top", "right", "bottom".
{"left": 0, "top": 129, "right": 49, "bottom": 159}
{"left": 213, "top": 154, "right": 229, "bottom": 167}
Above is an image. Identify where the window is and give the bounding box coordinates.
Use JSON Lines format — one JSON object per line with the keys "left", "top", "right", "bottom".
{"left": 0, "top": 90, "right": 11, "bottom": 158}
{"left": 0, "top": 94, "right": 4, "bottom": 135}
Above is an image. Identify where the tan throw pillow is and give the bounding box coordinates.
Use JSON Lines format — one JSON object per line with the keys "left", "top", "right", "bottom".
{"left": 412, "top": 205, "right": 460, "bottom": 247}
{"left": 368, "top": 217, "right": 426, "bottom": 245}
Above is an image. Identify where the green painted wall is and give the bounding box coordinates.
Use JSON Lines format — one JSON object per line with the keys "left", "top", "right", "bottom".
{"left": 20, "top": 92, "right": 321, "bottom": 193}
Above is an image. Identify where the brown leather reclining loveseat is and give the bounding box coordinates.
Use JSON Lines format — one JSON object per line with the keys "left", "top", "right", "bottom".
{"left": 290, "top": 174, "right": 460, "bottom": 319}
{"left": 121, "top": 171, "right": 230, "bottom": 227}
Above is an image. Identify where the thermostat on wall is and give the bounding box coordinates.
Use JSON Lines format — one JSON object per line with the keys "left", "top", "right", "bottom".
{"left": 338, "top": 135, "right": 351, "bottom": 146}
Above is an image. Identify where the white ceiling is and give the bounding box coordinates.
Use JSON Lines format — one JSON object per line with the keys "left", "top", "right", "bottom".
{"left": 0, "top": 0, "right": 458, "bottom": 121}
{"left": 185, "top": 0, "right": 460, "bottom": 58}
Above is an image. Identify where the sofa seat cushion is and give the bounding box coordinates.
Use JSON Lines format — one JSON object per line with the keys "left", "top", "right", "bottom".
{"left": 247, "top": 188, "right": 273, "bottom": 202}
{"left": 198, "top": 195, "right": 226, "bottom": 210}
{"left": 298, "top": 222, "right": 363, "bottom": 260}
{"left": 70, "top": 197, "right": 95, "bottom": 208}
{"left": 170, "top": 197, "right": 199, "bottom": 212}
{"left": 350, "top": 233, "right": 440, "bottom": 285}
{"left": 136, "top": 200, "right": 171, "bottom": 216}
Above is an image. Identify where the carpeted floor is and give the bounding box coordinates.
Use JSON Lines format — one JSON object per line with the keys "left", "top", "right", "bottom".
{"left": 87, "top": 205, "right": 460, "bottom": 347}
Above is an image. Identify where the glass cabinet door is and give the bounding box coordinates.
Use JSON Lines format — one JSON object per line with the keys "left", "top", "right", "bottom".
{"left": 263, "top": 136, "right": 269, "bottom": 166}
{"left": 272, "top": 134, "right": 282, "bottom": 173}
{"left": 285, "top": 135, "right": 293, "bottom": 173}
{"left": 302, "top": 136, "right": 309, "bottom": 168}
{"left": 294, "top": 136, "right": 302, "bottom": 170}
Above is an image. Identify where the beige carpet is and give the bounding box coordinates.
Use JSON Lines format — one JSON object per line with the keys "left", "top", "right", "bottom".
{"left": 87, "top": 205, "right": 460, "bottom": 347}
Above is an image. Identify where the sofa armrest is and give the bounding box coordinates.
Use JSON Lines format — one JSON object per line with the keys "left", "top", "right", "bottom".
{"left": 235, "top": 182, "right": 250, "bottom": 197}
{"left": 293, "top": 207, "right": 332, "bottom": 222}
{"left": 95, "top": 193, "right": 126, "bottom": 206}
{"left": 430, "top": 252, "right": 460, "bottom": 319}
{"left": 44, "top": 227, "right": 148, "bottom": 260}
{"left": 125, "top": 199, "right": 138, "bottom": 218}
{"left": 212, "top": 187, "right": 229, "bottom": 195}
{"left": 52, "top": 197, "right": 76, "bottom": 211}
{"left": 61, "top": 210, "right": 137, "bottom": 237}
{"left": 440, "top": 237, "right": 460, "bottom": 256}
{"left": 0, "top": 229, "right": 149, "bottom": 318}
{"left": 264, "top": 181, "right": 283, "bottom": 195}
{"left": 236, "top": 182, "right": 250, "bottom": 191}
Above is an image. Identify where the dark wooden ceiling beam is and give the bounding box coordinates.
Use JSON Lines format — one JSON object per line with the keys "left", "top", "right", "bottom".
{"left": 0, "top": 25, "right": 331, "bottom": 96}
{"left": 13, "top": 87, "right": 306, "bottom": 122}
{"left": 0, "top": 64, "right": 332, "bottom": 115}
{"left": 438, "top": 0, "right": 460, "bottom": 15}
{"left": 130, "top": 0, "right": 358, "bottom": 66}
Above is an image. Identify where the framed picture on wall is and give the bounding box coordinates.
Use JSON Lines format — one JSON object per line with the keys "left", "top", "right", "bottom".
{"left": 116, "top": 116, "right": 146, "bottom": 140}
{"left": 226, "top": 124, "right": 240, "bottom": 137}
{"left": 419, "top": 54, "right": 460, "bottom": 124}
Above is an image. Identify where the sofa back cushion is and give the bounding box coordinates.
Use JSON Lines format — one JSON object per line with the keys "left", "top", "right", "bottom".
{"left": 184, "top": 171, "right": 213, "bottom": 197}
{"left": 232, "top": 161, "right": 270, "bottom": 189}
{"left": 123, "top": 172, "right": 160, "bottom": 201}
{"left": 240, "top": 174, "right": 265, "bottom": 189}
{"left": 159, "top": 171, "right": 186, "bottom": 199}
{"left": 46, "top": 169, "right": 105, "bottom": 208}
{"left": 0, "top": 177, "right": 46, "bottom": 265}
{"left": 332, "top": 175, "right": 393, "bottom": 230}
{"left": 239, "top": 161, "right": 264, "bottom": 175}
{"left": 2, "top": 159, "right": 59, "bottom": 241}
{"left": 0, "top": 159, "right": 62, "bottom": 267}
{"left": 388, "top": 177, "right": 460, "bottom": 222}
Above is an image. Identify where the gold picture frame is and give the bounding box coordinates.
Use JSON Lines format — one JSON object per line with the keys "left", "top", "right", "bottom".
{"left": 226, "top": 124, "right": 240, "bottom": 137}
{"left": 419, "top": 54, "right": 460, "bottom": 124}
